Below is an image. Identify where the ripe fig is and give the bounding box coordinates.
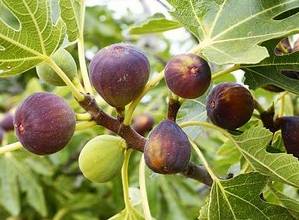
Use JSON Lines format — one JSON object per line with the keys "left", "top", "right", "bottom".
{"left": 0, "top": 113, "right": 14, "bottom": 131}
{"left": 79, "top": 135, "right": 126, "bottom": 183}
{"left": 164, "top": 54, "right": 211, "bottom": 99}
{"left": 14, "top": 92, "right": 76, "bottom": 155}
{"left": 277, "top": 116, "right": 299, "bottom": 158}
{"left": 132, "top": 113, "right": 154, "bottom": 136}
{"left": 144, "top": 120, "right": 191, "bottom": 174}
{"left": 206, "top": 83, "right": 254, "bottom": 130}
{"left": 89, "top": 43, "right": 150, "bottom": 108}
{"left": 36, "top": 48, "right": 77, "bottom": 86}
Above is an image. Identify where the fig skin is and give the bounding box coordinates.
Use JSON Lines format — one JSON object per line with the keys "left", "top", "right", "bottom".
{"left": 132, "top": 113, "right": 154, "bottom": 136}
{"left": 144, "top": 119, "right": 191, "bottom": 174}
{"left": 164, "top": 54, "right": 211, "bottom": 99}
{"left": 277, "top": 116, "right": 299, "bottom": 158}
{"left": 206, "top": 83, "right": 254, "bottom": 130}
{"left": 14, "top": 92, "right": 76, "bottom": 155}
{"left": 79, "top": 135, "right": 126, "bottom": 183}
{"left": 37, "top": 48, "right": 77, "bottom": 86}
{"left": 0, "top": 113, "right": 14, "bottom": 131}
{"left": 89, "top": 43, "right": 150, "bottom": 108}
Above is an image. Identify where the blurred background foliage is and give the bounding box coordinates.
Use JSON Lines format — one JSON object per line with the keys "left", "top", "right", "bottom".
{"left": 0, "top": 1, "right": 298, "bottom": 220}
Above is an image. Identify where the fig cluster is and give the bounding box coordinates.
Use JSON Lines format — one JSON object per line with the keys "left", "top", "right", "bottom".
{"left": 79, "top": 135, "right": 126, "bottom": 183}
{"left": 14, "top": 92, "right": 76, "bottom": 155}
{"left": 37, "top": 48, "right": 77, "bottom": 86}
{"left": 164, "top": 54, "right": 211, "bottom": 99}
{"left": 89, "top": 43, "right": 150, "bottom": 108}
{"left": 206, "top": 83, "right": 254, "bottom": 130}
{"left": 144, "top": 120, "right": 191, "bottom": 174}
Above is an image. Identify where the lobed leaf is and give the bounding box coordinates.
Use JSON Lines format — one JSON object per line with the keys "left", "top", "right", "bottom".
{"left": 167, "top": 0, "right": 299, "bottom": 64}
{"left": 0, "top": 0, "right": 65, "bottom": 77}
{"left": 199, "top": 172, "right": 292, "bottom": 220}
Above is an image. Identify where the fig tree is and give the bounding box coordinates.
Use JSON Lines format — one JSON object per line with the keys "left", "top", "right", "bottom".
{"left": 89, "top": 43, "right": 150, "bottom": 108}
{"left": 144, "top": 119, "right": 191, "bottom": 174}
{"left": 277, "top": 116, "right": 299, "bottom": 158}
{"left": 0, "top": 113, "right": 14, "bottom": 131}
{"left": 14, "top": 92, "right": 76, "bottom": 155}
{"left": 36, "top": 48, "right": 77, "bottom": 86}
{"left": 206, "top": 83, "right": 254, "bottom": 130}
{"left": 164, "top": 54, "right": 211, "bottom": 99}
{"left": 79, "top": 135, "right": 126, "bottom": 183}
{"left": 132, "top": 113, "right": 154, "bottom": 136}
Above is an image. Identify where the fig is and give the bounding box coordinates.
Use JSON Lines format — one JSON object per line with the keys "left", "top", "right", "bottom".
{"left": 206, "top": 83, "right": 254, "bottom": 130}
{"left": 277, "top": 116, "right": 299, "bottom": 158}
{"left": 164, "top": 54, "right": 211, "bottom": 99}
{"left": 294, "top": 38, "right": 299, "bottom": 52}
{"left": 275, "top": 38, "right": 292, "bottom": 55}
{"left": 79, "top": 135, "right": 126, "bottom": 183}
{"left": 0, "top": 113, "right": 14, "bottom": 131}
{"left": 144, "top": 119, "right": 191, "bottom": 174}
{"left": 132, "top": 113, "right": 154, "bottom": 136}
{"left": 36, "top": 48, "right": 77, "bottom": 86}
{"left": 14, "top": 92, "right": 76, "bottom": 155}
{"left": 89, "top": 43, "right": 150, "bottom": 108}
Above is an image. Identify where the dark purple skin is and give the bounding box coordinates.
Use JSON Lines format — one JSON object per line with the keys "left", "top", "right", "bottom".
{"left": 89, "top": 43, "right": 150, "bottom": 108}
{"left": 14, "top": 92, "right": 76, "bottom": 155}
{"left": 0, "top": 113, "right": 14, "bottom": 131}
{"left": 0, "top": 127, "right": 4, "bottom": 144}
{"left": 132, "top": 113, "right": 154, "bottom": 136}
{"left": 277, "top": 116, "right": 299, "bottom": 158}
{"left": 164, "top": 54, "right": 211, "bottom": 99}
{"left": 144, "top": 119, "right": 191, "bottom": 174}
{"left": 206, "top": 83, "right": 254, "bottom": 130}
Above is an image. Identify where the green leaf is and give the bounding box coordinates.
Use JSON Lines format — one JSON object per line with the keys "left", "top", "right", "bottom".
{"left": 243, "top": 39, "right": 299, "bottom": 94}
{"left": 167, "top": 0, "right": 299, "bottom": 64}
{"left": 270, "top": 188, "right": 299, "bottom": 218}
{"left": 129, "top": 13, "right": 181, "bottom": 35}
{"left": 9, "top": 155, "right": 47, "bottom": 217}
{"left": 0, "top": 156, "right": 20, "bottom": 216}
{"left": 234, "top": 126, "right": 299, "bottom": 188}
{"left": 199, "top": 172, "right": 293, "bottom": 220}
{"left": 59, "top": 0, "right": 81, "bottom": 41}
{"left": 0, "top": 0, "right": 65, "bottom": 77}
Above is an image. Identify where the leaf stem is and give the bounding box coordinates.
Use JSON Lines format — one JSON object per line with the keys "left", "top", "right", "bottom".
{"left": 139, "top": 155, "right": 153, "bottom": 220}
{"left": 0, "top": 142, "right": 22, "bottom": 154}
{"left": 78, "top": 1, "right": 93, "bottom": 94}
{"left": 212, "top": 64, "right": 240, "bottom": 81}
{"left": 124, "top": 70, "right": 164, "bottom": 125}
{"left": 122, "top": 149, "right": 133, "bottom": 210}
{"left": 46, "top": 58, "right": 84, "bottom": 101}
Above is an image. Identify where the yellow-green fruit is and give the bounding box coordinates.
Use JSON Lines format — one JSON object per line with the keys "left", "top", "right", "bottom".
{"left": 79, "top": 135, "right": 126, "bottom": 183}
{"left": 36, "top": 48, "right": 77, "bottom": 86}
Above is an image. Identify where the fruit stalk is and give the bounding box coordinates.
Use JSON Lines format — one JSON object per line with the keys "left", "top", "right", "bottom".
{"left": 79, "top": 94, "right": 213, "bottom": 185}
{"left": 167, "top": 96, "right": 181, "bottom": 121}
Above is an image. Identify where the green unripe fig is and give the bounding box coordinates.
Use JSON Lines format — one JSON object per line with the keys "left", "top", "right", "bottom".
{"left": 79, "top": 135, "right": 126, "bottom": 183}
{"left": 36, "top": 48, "right": 77, "bottom": 86}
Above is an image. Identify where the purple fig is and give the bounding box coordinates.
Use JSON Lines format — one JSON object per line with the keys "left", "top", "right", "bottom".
{"left": 164, "top": 54, "right": 211, "bottom": 99}
{"left": 132, "top": 113, "right": 154, "bottom": 136}
{"left": 207, "top": 83, "right": 254, "bottom": 130}
{"left": 0, "top": 113, "right": 14, "bottom": 131}
{"left": 14, "top": 92, "right": 76, "bottom": 155}
{"left": 0, "top": 128, "right": 4, "bottom": 144}
{"left": 89, "top": 43, "right": 150, "bottom": 108}
{"left": 144, "top": 120, "right": 191, "bottom": 174}
{"left": 277, "top": 116, "right": 299, "bottom": 158}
